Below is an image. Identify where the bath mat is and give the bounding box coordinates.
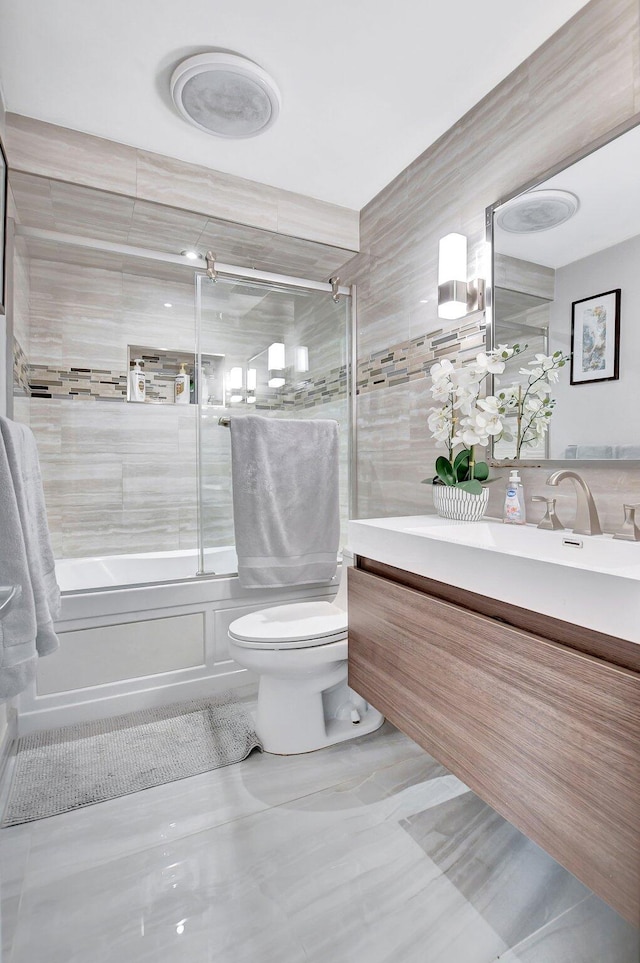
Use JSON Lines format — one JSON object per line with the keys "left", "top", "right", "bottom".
{"left": 1, "top": 692, "right": 261, "bottom": 826}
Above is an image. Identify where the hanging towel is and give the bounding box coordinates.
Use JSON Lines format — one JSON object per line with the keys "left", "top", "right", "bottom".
{"left": 0, "top": 416, "right": 60, "bottom": 701}
{"left": 230, "top": 415, "right": 340, "bottom": 588}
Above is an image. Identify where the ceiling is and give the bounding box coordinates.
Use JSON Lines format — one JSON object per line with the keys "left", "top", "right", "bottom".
{"left": 0, "top": 0, "right": 590, "bottom": 210}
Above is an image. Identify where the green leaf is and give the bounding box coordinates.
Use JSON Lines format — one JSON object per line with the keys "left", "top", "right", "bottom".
{"left": 472, "top": 461, "right": 489, "bottom": 482}
{"left": 435, "top": 456, "right": 456, "bottom": 486}
{"left": 452, "top": 450, "right": 471, "bottom": 481}
{"left": 457, "top": 479, "right": 484, "bottom": 495}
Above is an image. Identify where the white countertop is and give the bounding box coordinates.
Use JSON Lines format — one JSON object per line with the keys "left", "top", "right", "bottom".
{"left": 348, "top": 514, "right": 640, "bottom": 645}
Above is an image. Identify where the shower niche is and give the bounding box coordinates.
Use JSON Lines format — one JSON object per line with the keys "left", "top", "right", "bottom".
{"left": 127, "top": 345, "right": 225, "bottom": 406}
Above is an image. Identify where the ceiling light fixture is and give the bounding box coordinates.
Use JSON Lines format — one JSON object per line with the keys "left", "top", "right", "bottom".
{"left": 181, "top": 250, "right": 203, "bottom": 260}
{"left": 496, "top": 190, "right": 580, "bottom": 234}
{"left": 171, "top": 53, "right": 281, "bottom": 139}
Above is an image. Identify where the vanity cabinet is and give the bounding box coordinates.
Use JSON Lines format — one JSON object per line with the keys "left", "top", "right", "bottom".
{"left": 348, "top": 558, "right": 640, "bottom": 926}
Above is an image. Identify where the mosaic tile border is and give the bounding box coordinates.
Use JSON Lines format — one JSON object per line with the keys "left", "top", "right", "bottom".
{"left": 14, "top": 313, "right": 479, "bottom": 409}
{"left": 12, "top": 338, "right": 30, "bottom": 397}
{"left": 13, "top": 339, "right": 348, "bottom": 412}
{"left": 356, "top": 317, "right": 485, "bottom": 395}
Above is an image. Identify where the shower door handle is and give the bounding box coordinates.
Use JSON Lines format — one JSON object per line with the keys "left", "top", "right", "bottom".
{"left": 0, "top": 585, "right": 21, "bottom": 618}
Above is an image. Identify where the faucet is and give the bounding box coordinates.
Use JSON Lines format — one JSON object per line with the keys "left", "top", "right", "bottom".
{"left": 546, "top": 471, "right": 602, "bottom": 536}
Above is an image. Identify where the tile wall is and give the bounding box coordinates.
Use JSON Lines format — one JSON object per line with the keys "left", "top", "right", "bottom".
{"left": 341, "top": 0, "right": 640, "bottom": 530}
{"left": 4, "top": 114, "right": 359, "bottom": 251}
{"left": 14, "top": 256, "right": 350, "bottom": 559}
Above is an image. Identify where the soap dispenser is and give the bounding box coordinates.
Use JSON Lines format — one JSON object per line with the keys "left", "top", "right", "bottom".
{"left": 503, "top": 469, "right": 526, "bottom": 525}
{"left": 175, "top": 363, "right": 190, "bottom": 405}
{"left": 129, "top": 359, "right": 146, "bottom": 403}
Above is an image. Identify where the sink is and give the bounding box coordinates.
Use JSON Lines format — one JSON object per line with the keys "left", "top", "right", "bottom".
{"left": 348, "top": 514, "right": 640, "bottom": 644}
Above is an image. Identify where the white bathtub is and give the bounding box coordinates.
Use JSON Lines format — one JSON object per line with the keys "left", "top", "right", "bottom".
{"left": 55, "top": 546, "right": 238, "bottom": 592}
{"left": 18, "top": 549, "right": 340, "bottom": 735}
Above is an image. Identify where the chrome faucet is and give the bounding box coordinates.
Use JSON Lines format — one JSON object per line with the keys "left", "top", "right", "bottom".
{"left": 546, "top": 470, "right": 602, "bottom": 536}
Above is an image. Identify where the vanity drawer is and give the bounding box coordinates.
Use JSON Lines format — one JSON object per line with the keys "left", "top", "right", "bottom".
{"left": 348, "top": 564, "right": 640, "bottom": 925}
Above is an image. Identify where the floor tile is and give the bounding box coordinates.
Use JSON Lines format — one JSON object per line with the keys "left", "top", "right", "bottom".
{"left": 495, "top": 894, "right": 640, "bottom": 963}
{"left": 402, "top": 790, "right": 591, "bottom": 948}
{"left": 1, "top": 722, "right": 637, "bottom": 963}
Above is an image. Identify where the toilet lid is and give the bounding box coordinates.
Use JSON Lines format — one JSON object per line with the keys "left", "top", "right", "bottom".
{"left": 228, "top": 601, "right": 348, "bottom": 647}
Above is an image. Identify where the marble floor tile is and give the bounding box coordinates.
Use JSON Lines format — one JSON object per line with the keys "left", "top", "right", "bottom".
{"left": 496, "top": 894, "right": 640, "bottom": 963}
{"left": 1, "top": 721, "right": 637, "bottom": 963}
{"left": 402, "top": 790, "right": 592, "bottom": 950}
{"left": 0, "top": 723, "right": 426, "bottom": 889}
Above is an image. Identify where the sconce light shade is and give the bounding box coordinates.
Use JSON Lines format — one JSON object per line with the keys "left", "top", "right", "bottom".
{"left": 294, "top": 346, "right": 309, "bottom": 373}
{"left": 438, "top": 233, "right": 468, "bottom": 320}
{"left": 228, "top": 366, "right": 243, "bottom": 389}
{"left": 267, "top": 342, "right": 285, "bottom": 371}
{"left": 246, "top": 367, "right": 257, "bottom": 391}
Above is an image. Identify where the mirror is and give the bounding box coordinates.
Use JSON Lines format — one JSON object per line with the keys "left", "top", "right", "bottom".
{"left": 488, "top": 121, "right": 640, "bottom": 463}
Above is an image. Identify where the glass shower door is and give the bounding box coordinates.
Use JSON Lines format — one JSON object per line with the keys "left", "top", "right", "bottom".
{"left": 195, "top": 272, "right": 351, "bottom": 576}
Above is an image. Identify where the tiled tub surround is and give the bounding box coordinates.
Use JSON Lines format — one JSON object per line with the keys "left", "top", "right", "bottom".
{"left": 12, "top": 256, "right": 351, "bottom": 558}
{"left": 0, "top": 722, "right": 637, "bottom": 963}
{"left": 342, "top": 0, "right": 640, "bottom": 521}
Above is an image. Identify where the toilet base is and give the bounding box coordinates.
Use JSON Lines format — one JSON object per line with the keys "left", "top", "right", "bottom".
{"left": 255, "top": 673, "right": 384, "bottom": 755}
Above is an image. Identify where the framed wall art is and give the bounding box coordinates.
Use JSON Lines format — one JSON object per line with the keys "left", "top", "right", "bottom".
{"left": 570, "top": 288, "right": 620, "bottom": 385}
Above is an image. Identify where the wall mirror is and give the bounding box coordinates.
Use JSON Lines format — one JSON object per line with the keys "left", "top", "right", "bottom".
{"left": 487, "top": 119, "right": 640, "bottom": 464}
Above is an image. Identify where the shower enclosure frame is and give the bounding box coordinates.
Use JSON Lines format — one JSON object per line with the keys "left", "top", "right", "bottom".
{"left": 13, "top": 224, "right": 357, "bottom": 556}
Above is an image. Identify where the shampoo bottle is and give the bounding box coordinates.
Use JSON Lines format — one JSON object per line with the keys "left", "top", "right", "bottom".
{"left": 175, "top": 363, "right": 190, "bottom": 405}
{"left": 503, "top": 469, "right": 526, "bottom": 525}
{"left": 129, "top": 359, "right": 146, "bottom": 403}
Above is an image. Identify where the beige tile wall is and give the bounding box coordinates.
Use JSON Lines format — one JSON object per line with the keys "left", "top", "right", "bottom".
{"left": 4, "top": 114, "right": 359, "bottom": 251}
{"left": 19, "top": 255, "right": 350, "bottom": 559}
{"left": 342, "top": 0, "right": 640, "bottom": 529}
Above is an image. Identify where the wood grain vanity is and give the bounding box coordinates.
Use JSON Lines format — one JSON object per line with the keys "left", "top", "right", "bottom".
{"left": 348, "top": 554, "right": 640, "bottom": 926}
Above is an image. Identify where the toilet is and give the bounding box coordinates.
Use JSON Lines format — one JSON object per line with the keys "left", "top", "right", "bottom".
{"left": 227, "top": 550, "right": 384, "bottom": 754}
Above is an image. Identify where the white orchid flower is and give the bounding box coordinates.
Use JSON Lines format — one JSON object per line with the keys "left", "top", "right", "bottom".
{"left": 477, "top": 395, "right": 502, "bottom": 416}
{"left": 429, "top": 359, "right": 455, "bottom": 382}
{"left": 474, "top": 351, "right": 506, "bottom": 375}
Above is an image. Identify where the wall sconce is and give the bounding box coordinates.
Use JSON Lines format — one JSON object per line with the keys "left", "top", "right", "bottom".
{"left": 267, "top": 341, "right": 286, "bottom": 388}
{"left": 246, "top": 367, "right": 257, "bottom": 403}
{"left": 437, "top": 233, "right": 485, "bottom": 320}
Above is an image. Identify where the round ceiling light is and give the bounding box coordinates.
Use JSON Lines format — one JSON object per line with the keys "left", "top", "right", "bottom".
{"left": 171, "top": 53, "right": 281, "bottom": 139}
{"left": 496, "top": 190, "right": 580, "bottom": 234}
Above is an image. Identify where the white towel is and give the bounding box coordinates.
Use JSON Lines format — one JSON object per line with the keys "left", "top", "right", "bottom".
{"left": 230, "top": 415, "right": 340, "bottom": 588}
{"left": 0, "top": 416, "right": 60, "bottom": 700}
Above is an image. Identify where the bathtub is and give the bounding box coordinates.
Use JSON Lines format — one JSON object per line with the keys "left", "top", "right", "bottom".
{"left": 55, "top": 546, "right": 239, "bottom": 592}
{"left": 17, "top": 549, "right": 340, "bottom": 735}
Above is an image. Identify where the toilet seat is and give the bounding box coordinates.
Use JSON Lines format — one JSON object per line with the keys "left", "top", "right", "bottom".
{"left": 228, "top": 601, "right": 348, "bottom": 650}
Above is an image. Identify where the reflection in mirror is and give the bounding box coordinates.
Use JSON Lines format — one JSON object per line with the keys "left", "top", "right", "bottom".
{"left": 489, "top": 121, "right": 640, "bottom": 463}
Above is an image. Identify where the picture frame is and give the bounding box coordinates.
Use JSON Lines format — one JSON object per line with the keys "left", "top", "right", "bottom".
{"left": 0, "top": 136, "right": 6, "bottom": 317}
{"left": 570, "top": 288, "right": 620, "bottom": 385}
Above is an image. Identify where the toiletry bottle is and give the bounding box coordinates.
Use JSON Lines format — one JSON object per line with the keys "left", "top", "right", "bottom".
{"left": 129, "top": 359, "right": 146, "bottom": 403}
{"left": 175, "top": 363, "right": 190, "bottom": 405}
{"left": 503, "top": 469, "right": 526, "bottom": 525}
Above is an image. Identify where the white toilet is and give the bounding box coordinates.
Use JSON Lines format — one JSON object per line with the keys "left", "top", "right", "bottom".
{"left": 227, "top": 551, "right": 384, "bottom": 754}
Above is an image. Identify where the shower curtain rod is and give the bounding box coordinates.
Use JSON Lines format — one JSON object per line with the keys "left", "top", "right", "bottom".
{"left": 14, "top": 226, "right": 352, "bottom": 297}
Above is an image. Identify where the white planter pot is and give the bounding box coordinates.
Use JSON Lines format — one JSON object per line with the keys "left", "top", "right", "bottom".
{"left": 432, "top": 484, "right": 489, "bottom": 522}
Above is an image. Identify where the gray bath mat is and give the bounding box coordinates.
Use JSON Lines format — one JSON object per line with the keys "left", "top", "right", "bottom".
{"left": 2, "top": 692, "right": 261, "bottom": 826}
